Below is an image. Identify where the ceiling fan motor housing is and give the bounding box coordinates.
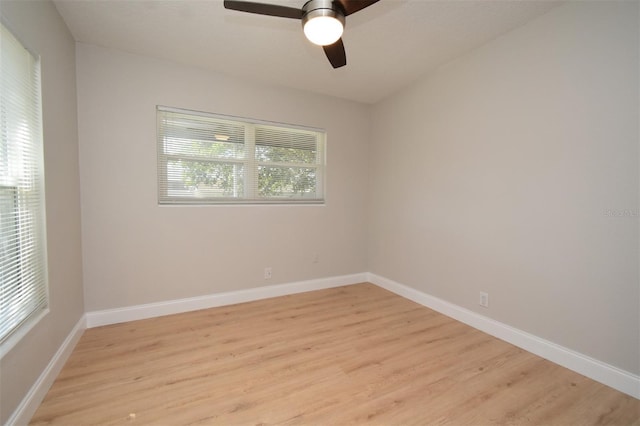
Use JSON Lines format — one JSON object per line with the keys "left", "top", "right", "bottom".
{"left": 302, "top": 0, "right": 346, "bottom": 30}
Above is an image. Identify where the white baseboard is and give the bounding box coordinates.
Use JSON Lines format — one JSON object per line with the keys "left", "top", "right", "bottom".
{"left": 367, "top": 272, "right": 640, "bottom": 400}
{"left": 86, "top": 273, "right": 368, "bottom": 328}
{"left": 6, "top": 315, "right": 86, "bottom": 426}
{"left": 12, "top": 271, "right": 636, "bottom": 426}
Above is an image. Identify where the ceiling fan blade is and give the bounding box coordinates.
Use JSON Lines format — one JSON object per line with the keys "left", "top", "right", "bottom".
{"left": 334, "top": 0, "right": 380, "bottom": 16}
{"left": 223, "top": 0, "right": 303, "bottom": 19}
{"left": 323, "top": 38, "right": 347, "bottom": 69}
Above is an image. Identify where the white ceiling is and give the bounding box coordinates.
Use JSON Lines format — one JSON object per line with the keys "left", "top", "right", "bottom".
{"left": 53, "top": 0, "right": 561, "bottom": 104}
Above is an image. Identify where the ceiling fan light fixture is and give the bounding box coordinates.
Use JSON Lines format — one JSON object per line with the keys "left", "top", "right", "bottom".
{"left": 302, "top": 0, "right": 345, "bottom": 46}
{"left": 224, "top": 0, "right": 381, "bottom": 68}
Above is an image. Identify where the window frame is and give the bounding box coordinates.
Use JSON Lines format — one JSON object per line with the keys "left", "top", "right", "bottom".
{"left": 157, "top": 106, "right": 326, "bottom": 205}
{"left": 0, "top": 20, "right": 49, "bottom": 351}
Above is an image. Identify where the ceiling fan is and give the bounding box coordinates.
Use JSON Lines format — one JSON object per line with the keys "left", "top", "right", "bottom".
{"left": 223, "top": 0, "right": 380, "bottom": 69}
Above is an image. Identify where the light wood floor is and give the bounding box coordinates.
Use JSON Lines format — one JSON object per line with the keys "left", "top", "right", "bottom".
{"left": 32, "top": 283, "right": 639, "bottom": 425}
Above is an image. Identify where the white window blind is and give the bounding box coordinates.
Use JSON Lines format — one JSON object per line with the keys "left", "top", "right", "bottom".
{"left": 157, "top": 106, "right": 325, "bottom": 204}
{"left": 0, "top": 23, "right": 48, "bottom": 343}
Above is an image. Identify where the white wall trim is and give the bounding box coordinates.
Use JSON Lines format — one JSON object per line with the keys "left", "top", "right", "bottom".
{"left": 368, "top": 272, "right": 640, "bottom": 400}
{"left": 7, "top": 315, "right": 87, "bottom": 426}
{"left": 86, "top": 273, "right": 368, "bottom": 328}
{"left": 12, "top": 271, "right": 637, "bottom": 426}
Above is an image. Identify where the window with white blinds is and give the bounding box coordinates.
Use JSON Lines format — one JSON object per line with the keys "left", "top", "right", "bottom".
{"left": 157, "top": 106, "right": 325, "bottom": 204}
{"left": 0, "top": 23, "right": 48, "bottom": 344}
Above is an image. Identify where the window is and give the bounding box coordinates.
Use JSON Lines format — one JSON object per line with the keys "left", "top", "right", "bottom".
{"left": 0, "top": 23, "right": 48, "bottom": 344}
{"left": 157, "top": 106, "right": 325, "bottom": 204}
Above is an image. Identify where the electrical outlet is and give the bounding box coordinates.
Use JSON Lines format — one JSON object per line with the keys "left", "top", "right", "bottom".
{"left": 312, "top": 253, "right": 319, "bottom": 264}
{"left": 479, "top": 291, "right": 489, "bottom": 308}
{"left": 264, "top": 267, "right": 272, "bottom": 280}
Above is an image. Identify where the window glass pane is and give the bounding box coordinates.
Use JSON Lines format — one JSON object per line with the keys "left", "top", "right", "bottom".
{"left": 161, "top": 113, "right": 245, "bottom": 159}
{"left": 0, "top": 186, "right": 19, "bottom": 288}
{"left": 164, "top": 137, "right": 245, "bottom": 160}
{"left": 258, "top": 166, "right": 317, "bottom": 198}
{"left": 255, "top": 145, "right": 317, "bottom": 164}
{"left": 255, "top": 126, "right": 316, "bottom": 149}
{"left": 167, "top": 159, "right": 244, "bottom": 199}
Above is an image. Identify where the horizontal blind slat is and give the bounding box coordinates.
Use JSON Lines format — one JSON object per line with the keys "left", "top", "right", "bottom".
{"left": 157, "top": 107, "right": 325, "bottom": 204}
{"left": 0, "top": 22, "right": 48, "bottom": 344}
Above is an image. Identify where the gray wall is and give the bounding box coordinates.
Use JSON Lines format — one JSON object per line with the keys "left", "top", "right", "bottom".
{"left": 76, "top": 44, "right": 370, "bottom": 312}
{"left": 3, "top": 0, "right": 639, "bottom": 422}
{"left": 0, "top": 1, "right": 84, "bottom": 423}
{"left": 368, "top": 1, "right": 639, "bottom": 374}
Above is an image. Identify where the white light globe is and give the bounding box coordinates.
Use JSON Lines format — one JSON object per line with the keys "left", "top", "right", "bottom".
{"left": 303, "top": 16, "right": 344, "bottom": 46}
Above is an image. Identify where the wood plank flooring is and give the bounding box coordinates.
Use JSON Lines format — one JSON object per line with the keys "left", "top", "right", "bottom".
{"left": 31, "top": 283, "right": 639, "bottom": 425}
